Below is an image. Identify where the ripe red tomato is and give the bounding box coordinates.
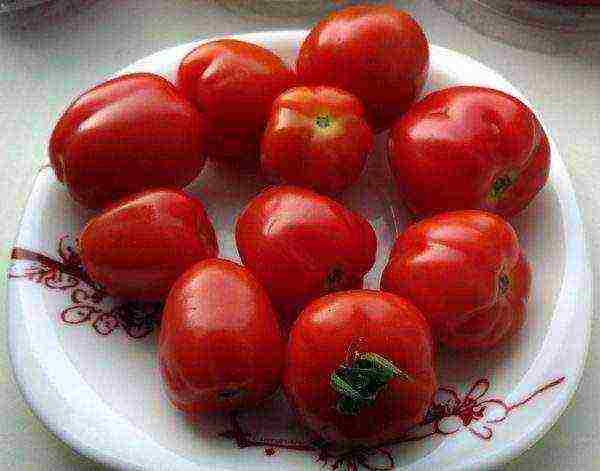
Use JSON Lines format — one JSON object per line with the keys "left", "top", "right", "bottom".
{"left": 296, "top": 5, "right": 429, "bottom": 132}
{"left": 79, "top": 189, "right": 218, "bottom": 301}
{"left": 235, "top": 185, "right": 377, "bottom": 324}
{"left": 381, "top": 210, "right": 531, "bottom": 351}
{"left": 159, "top": 258, "right": 285, "bottom": 414}
{"left": 177, "top": 39, "right": 295, "bottom": 165}
{"left": 261, "top": 86, "right": 374, "bottom": 194}
{"left": 49, "top": 73, "right": 209, "bottom": 209}
{"left": 284, "top": 290, "right": 436, "bottom": 445}
{"left": 388, "top": 86, "right": 551, "bottom": 219}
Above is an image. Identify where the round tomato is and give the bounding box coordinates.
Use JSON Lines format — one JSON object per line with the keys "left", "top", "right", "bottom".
{"left": 381, "top": 210, "right": 531, "bottom": 351}
{"left": 388, "top": 86, "right": 550, "bottom": 218}
{"left": 261, "top": 86, "right": 374, "bottom": 194}
{"left": 49, "top": 73, "right": 208, "bottom": 209}
{"left": 296, "top": 5, "right": 429, "bottom": 132}
{"left": 177, "top": 39, "right": 295, "bottom": 165}
{"left": 235, "top": 185, "right": 377, "bottom": 325}
{"left": 283, "top": 290, "right": 436, "bottom": 445}
{"left": 159, "top": 259, "right": 285, "bottom": 414}
{"left": 79, "top": 189, "right": 217, "bottom": 301}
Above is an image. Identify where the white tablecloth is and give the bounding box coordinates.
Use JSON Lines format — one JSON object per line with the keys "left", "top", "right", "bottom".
{"left": 0, "top": 0, "right": 598, "bottom": 469}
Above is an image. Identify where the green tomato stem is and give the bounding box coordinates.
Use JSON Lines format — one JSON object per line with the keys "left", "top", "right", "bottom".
{"left": 330, "top": 351, "right": 413, "bottom": 416}
{"left": 489, "top": 173, "right": 516, "bottom": 201}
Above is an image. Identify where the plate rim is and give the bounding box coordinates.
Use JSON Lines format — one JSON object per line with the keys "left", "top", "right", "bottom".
{"left": 6, "top": 29, "right": 593, "bottom": 471}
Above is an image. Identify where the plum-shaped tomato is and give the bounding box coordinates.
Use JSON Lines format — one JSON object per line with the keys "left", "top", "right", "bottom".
{"left": 177, "top": 39, "right": 296, "bottom": 165}
{"left": 50, "top": 73, "right": 209, "bottom": 209}
{"left": 388, "top": 86, "right": 550, "bottom": 218}
{"left": 79, "top": 189, "right": 218, "bottom": 301}
{"left": 284, "top": 290, "right": 436, "bottom": 445}
{"left": 296, "top": 5, "right": 429, "bottom": 132}
{"left": 261, "top": 86, "right": 374, "bottom": 194}
{"left": 159, "top": 259, "right": 285, "bottom": 414}
{"left": 235, "top": 185, "right": 377, "bottom": 324}
{"left": 381, "top": 210, "right": 531, "bottom": 351}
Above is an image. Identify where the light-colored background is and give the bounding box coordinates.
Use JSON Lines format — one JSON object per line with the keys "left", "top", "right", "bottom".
{"left": 0, "top": 0, "right": 598, "bottom": 469}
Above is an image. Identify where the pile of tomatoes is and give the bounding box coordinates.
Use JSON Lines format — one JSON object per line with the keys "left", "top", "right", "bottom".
{"left": 49, "top": 5, "right": 550, "bottom": 445}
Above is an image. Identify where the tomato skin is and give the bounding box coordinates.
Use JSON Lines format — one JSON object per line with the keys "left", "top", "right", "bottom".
{"left": 261, "top": 86, "right": 374, "bottom": 194}
{"left": 49, "top": 73, "right": 208, "bottom": 209}
{"left": 296, "top": 5, "right": 429, "bottom": 132}
{"left": 388, "top": 86, "right": 550, "bottom": 219}
{"left": 380, "top": 210, "right": 531, "bottom": 351}
{"left": 283, "top": 290, "right": 436, "bottom": 445}
{"left": 79, "top": 189, "right": 218, "bottom": 301}
{"left": 158, "top": 259, "right": 285, "bottom": 414}
{"left": 235, "top": 185, "right": 377, "bottom": 323}
{"left": 177, "top": 39, "right": 296, "bottom": 164}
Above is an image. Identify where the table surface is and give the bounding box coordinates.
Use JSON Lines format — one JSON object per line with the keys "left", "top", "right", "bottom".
{"left": 0, "top": 1, "right": 598, "bottom": 469}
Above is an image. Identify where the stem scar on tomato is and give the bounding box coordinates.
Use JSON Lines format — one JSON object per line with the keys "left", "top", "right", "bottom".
{"left": 326, "top": 267, "right": 344, "bottom": 291}
{"left": 499, "top": 273, "right": 510, "bottom": 295}
{"left": 315, "top": 115, "right": 332, "bottom": 129}
{"left": 218, "top": 388, "right": 246, "bottom": 401}
{"left": 330, "top": 352, "right": 413, "bottom": 415}
{"left": 489, "top": 171, "right": 517, "bottom": 202}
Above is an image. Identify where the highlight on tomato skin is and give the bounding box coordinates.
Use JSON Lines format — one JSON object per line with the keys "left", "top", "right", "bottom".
{"left": 177, "top": 39, "right": 296, "bottom": 166}
{"left": 158, "top": 258, "right": 286, "bottom": 414}
{"left": 380, "top": 210, "right": 532, "bottom": 352}
{"left": 78, "top": 188, "right": 218, "bottom": 302}
{"left": 261, "top": 85, "right": 374, "bottom": 195}
{"left": 296, "top": 5, "right": 429, "bottom": 132}
{"left": 283, "top": 289, "right": 437, "bottom": 446}
{"left": 235, "top": 185, "right": 377, "bottom": 327}
{"left": 387, "top": 86, "right": 551, "bottom": 219}
{"left": 49, "top": 73, "right": 209, "bottom": 210}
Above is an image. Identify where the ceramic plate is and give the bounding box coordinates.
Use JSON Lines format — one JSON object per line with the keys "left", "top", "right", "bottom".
{"left": 7, "top": 30, "right": 592, "bottom": 471}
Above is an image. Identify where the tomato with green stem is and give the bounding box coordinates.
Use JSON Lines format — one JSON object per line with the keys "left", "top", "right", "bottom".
{"left": 283, "top": 290, "right": 436, "bottom": 445}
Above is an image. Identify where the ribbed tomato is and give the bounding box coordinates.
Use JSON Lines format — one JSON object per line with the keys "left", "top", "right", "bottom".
{"left": 177, "top": 39, "right": 295, "bottom": 165}
{"left": 388, "top": 86, "right": 550, "bottom": 218}
{"left": 79, "top": 189, "right": 217, "bottom": 301}
{"left": 50, "top": 73, "right": 208, "bottom": 209}
{"left": 381, "top": 210, "right": 531, "bottom": 351}
{"left": 235, "top": 185, "right": 377, "bottom": 324}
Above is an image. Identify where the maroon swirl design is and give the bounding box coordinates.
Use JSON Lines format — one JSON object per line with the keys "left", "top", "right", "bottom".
{"left": 221, "top": 376, "right": 566, "bottom": 470}
{"left": 9, "top": 236, "right": 160, "bottom": 339}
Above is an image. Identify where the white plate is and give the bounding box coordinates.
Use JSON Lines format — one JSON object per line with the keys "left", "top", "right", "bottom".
{"left": 7, "top": 30, "right": 592, "bottom": 471}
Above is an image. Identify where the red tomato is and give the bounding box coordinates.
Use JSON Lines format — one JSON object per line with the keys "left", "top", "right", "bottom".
{"left": 261, "top": 86, "right": 374, "bottom": 194}
{"left": 79, "top": 189, "right": 218, "bottom": 301}
{"left": 381, "top": 210, "right": 531, "bottom": 351}
{"left": 159, "top": 259, "right": 285, "bottom": 414}
{"left": 235, "top": 185, "right": 377, "bottom": 324}
{"left": 177, "top": 39, "right": 295, "bottom": 165}
{"left": 284, "top": 290, "right": 436, "bottom": 445}
{"left": 296, "top": 5, "right": 429, "bottom": 132}
{"left": 388, "top": 86, "right": 551, "bottom": 218}
{"left": 49, "top": 73, "right": 208, "bottom": 209}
